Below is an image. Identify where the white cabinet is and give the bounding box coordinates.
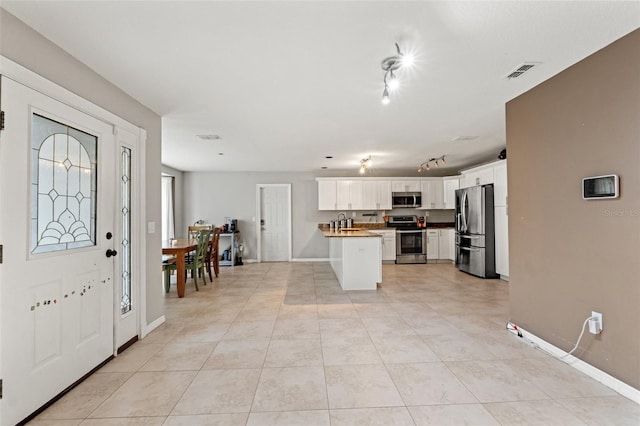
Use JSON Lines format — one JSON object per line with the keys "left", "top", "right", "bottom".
{"left": 336, "top": 180, "right": 363, "bottom": 210}
{"left": 460, "top": 172, "right": 477, "bottom": 189}
{"left": 421, "top": 180, "right": 444, "bottom": 209}
{"left": 377, "top": 180, "right": 392, "bottom": 209}
{"left": 437, "top": 229, "right": 455, "bottom": 261}
{"left": 426, "top": 230, "right": 439, "bottom": 261}
{"left": 495, "top": 206, "right": 509, "bottom": 277}
{"left": 493, "top": 162, "right": 507, "bottom": 207}
{"left": 461, "top": 164, "right": 496, "bottom": 188}
{"left": 363, "top": 180, "right": 392, "bottom": 210}
{"left": 392, "top": 180, "right": 421, "bottom": 192}
{"left": 370, "top": 229, "right": 396, "bottom": 262}
{"left": 318, "top": 180, "right": 337, "bottom": 210}
{"left": 478, "top": 168, "right": 494, "bottom": 185}
{"left": 443, "top": 177, "right": 459, "bottom": 209}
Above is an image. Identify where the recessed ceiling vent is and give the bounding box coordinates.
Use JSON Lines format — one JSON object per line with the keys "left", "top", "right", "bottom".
{"left": 505, "top": 62, "right": 539, "bottom": 79}
{"left": 451, "top": 136, "right": 478, "bottom": 142}
{"left": 197, "top": 134, "right": 222, "bottom": 141}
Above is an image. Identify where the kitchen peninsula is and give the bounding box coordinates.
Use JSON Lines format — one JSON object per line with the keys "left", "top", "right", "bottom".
{"left": 321, "top": 227, "right": 382, "bottom": 290}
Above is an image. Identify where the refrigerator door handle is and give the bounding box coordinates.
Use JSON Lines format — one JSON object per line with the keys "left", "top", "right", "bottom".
{"left": 459, "top": 246, "right": 480, "bottom": 252}
{"left": 460, "top": 235, "right": 480, "bottom": 239}
{"left": 456, "top": 213, "right": 461, "bottom": 232}
{"left": 461, "top": 192, "right": 468, "bottom": 232}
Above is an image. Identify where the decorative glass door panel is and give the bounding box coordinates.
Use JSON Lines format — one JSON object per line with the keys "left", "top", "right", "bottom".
{"left": 31, "top": 114, "right": 97, "bottom": 254}
{"left": 120, "top": 147, "right": 132, "bottom": 314}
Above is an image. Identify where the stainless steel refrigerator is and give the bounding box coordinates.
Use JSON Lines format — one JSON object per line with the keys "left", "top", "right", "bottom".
{"left": 455, "top": 184, "right": 498, "bottom": 278}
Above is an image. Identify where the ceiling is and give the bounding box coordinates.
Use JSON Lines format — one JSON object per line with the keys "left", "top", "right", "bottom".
{"left": 3, "top": 1, "right": 639, "bottom": 175}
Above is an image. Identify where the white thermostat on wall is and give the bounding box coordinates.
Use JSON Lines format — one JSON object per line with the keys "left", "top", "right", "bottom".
{"left": 582, "top": 174, "right": 619, "bottom": 200}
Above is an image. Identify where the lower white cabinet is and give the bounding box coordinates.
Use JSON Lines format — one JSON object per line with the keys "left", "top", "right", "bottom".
{"left": 426, "top": 230, "right": 439, "bottom": 261}
{"left": 370, "top": 229, "right": 396, "bottom": 262}
{"left": 495, "top": 206, "right": 509, "bottom": 277}
{"left": 428, "top": 228, "right": 455, "bottom": 261}
{"left": 437, "top": 229, "right": 455, "bottom": 261}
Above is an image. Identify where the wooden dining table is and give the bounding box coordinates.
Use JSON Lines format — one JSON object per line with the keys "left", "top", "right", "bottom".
{"left": 162, "top": 238, "right": 197, "bottom": 298}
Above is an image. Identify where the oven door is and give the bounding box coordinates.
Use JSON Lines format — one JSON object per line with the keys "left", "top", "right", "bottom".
{"left": 395, "top": 229, "right": 427, "bottom": 263}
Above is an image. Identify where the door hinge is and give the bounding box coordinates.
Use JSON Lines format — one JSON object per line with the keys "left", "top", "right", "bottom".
{"left": 0, "top": 378, "right": 3, "bottom": 399}
{"left": 0, "top": 244, "right": 3, "bottom": 264}
{"left": 0, "top": 110, "right": 5, "bottom": 130}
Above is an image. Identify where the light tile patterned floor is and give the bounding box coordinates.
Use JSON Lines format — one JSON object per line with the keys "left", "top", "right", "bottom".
{"left": 30, "top": 263, "right": 639, "bottom": 425}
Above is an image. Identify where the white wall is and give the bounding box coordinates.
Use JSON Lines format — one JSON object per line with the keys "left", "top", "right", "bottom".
{"left": 0, "top": 9, "right": 163, "bottom": 325}
{"left": 183, "top": 172, "right": 337, "bottom": 259}
{"left": 161, "top": 165, "right": 184, "bottom": 238}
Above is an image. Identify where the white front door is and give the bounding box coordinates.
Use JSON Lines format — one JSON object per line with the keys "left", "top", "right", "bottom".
{"left": 259, "top": 185, "right": 291, "bottom": 262}
{"left": 0, "top": 77, "right": 116, "bottom": 424}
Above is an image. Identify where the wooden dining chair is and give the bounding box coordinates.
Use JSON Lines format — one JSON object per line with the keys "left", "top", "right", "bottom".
{"left": 165, "top": 229, "right": 211, "bottom": 292}
{"left": 205, "top": 227, "right": 222, "bottom": 281}
{"left": 187, "top": 225, "right": 211, "bottom": 240}
{"left": 162, "top": 255, "right": 177, "bottom": 293}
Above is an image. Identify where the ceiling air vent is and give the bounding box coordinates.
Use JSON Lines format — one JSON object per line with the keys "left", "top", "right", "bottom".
{"left": 451, "top": 136, "right": 478, "bottom": 142}
{"left": 196, "top": 134, "right": 222, "bottom": 141}
{"left": 505, "top": 62, "right": 539, "bottom": 79}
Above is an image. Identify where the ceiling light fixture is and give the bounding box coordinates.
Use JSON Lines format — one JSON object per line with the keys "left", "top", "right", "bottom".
{"left": 359, "top": 155, "right": 373, "bottom": 174}
{"left": 417, "top": 155, "right": 446, "bottom": 172}
{"left": 380, "top": 42, "right": 414, "bottom": 105}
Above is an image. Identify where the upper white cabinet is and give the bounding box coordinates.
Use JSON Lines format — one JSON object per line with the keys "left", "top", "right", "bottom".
{"left": 363, "top": 180, "right": 392, "bottom": 210}
{"left": 443, "top": 177, "right": 459, "bottom": 209}
{"left": 318, "top": 180, "right": 337, "bottom": 210}
{"left": 336, "top": 180, "right": 363, "bottom": 210}
{"left": 460, "top": 162, "right": 499, "bottom": 188}
{"left": 421, "top": 180, "right": 444, "bottom": 209}
{"left": 493, "top": 162, "right": 507, "bottom": 207}
{"left": 392, "top": 180, "right": 421, "bottom": 192}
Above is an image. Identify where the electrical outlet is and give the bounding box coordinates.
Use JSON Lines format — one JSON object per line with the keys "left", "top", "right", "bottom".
{"left": 589, "top": 311, "right": 603, "bottom": 334}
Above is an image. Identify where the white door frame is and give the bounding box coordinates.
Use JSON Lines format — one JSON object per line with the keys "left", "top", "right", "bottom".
{"left": 255, "top": 184, "right": 292, "bottom": 262}
{"left": 0, "top": 57, "right": 147, "bottom": 352}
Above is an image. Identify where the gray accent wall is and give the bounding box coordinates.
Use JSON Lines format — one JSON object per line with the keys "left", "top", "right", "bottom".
{"left": 507, "top": 29, "right": 640, "bottom": 389}
{"left": 1, "top": 9, "right": 164, "bottom": 326}
{"left": 182, "top": 172, "right": 337, "bottom": 259}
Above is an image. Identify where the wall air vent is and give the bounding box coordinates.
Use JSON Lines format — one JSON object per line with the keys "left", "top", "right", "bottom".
{"left": 506, "top": 62, "right": 540, "bottom": 79}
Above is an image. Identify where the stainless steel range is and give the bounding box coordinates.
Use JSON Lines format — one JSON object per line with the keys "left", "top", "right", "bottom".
{"left": 386, "top": 215, "right": 427, "bottom": 264}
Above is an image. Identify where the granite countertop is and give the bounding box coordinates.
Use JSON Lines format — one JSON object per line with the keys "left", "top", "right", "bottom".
{"left": 318, "top": 223, "right": 386, "bottom": 231}
{"left": 321, "top": 229, "right": 382, "bottom": 238}
{"left": 426, "top": 222, "right": 456, "bottom": 229}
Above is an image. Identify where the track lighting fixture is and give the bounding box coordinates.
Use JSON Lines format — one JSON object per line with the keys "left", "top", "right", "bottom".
{"left": 417, "top": 155, "right": 446, "bottom": 172}
{"left": 359, "top": 155, "right": 373, "bottom": 174}
{"left": 380, "top": 42, "right": 414, "bottom": 104}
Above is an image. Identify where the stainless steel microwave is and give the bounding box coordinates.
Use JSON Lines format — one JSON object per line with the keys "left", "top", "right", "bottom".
{"left": 392, "top": 192, "right": 421, "bottom": 208}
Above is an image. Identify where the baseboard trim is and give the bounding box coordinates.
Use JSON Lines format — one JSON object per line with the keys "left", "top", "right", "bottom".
{"left": 508, "top": 323, "right": 640, "bottom": 404}
{"left": 291, "top": 258, "right": 330, "bottom": 262}
{"left": 141, "top": 315, "right": 165, "bottom": 339}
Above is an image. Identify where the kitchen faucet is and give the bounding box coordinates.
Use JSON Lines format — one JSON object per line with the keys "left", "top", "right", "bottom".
{"left": 337, "top": 212, "right": 347, "bottom": 221}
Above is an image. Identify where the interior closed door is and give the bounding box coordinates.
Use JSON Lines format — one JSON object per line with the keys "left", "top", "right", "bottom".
{"left": 260, "top": 185, "right": 290, "bottom": 262}
{"left": 0, "top": 77, "right": 116, "bottom": 424}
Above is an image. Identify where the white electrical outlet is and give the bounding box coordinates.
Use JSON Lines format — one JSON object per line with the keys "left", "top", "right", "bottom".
{"left": 589, "top": 311, "right": 603, "bottom": 334}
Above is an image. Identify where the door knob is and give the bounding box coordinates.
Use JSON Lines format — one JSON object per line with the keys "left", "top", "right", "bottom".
{"left": 106, "top": 249, "right": 118, "bottom": 258}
